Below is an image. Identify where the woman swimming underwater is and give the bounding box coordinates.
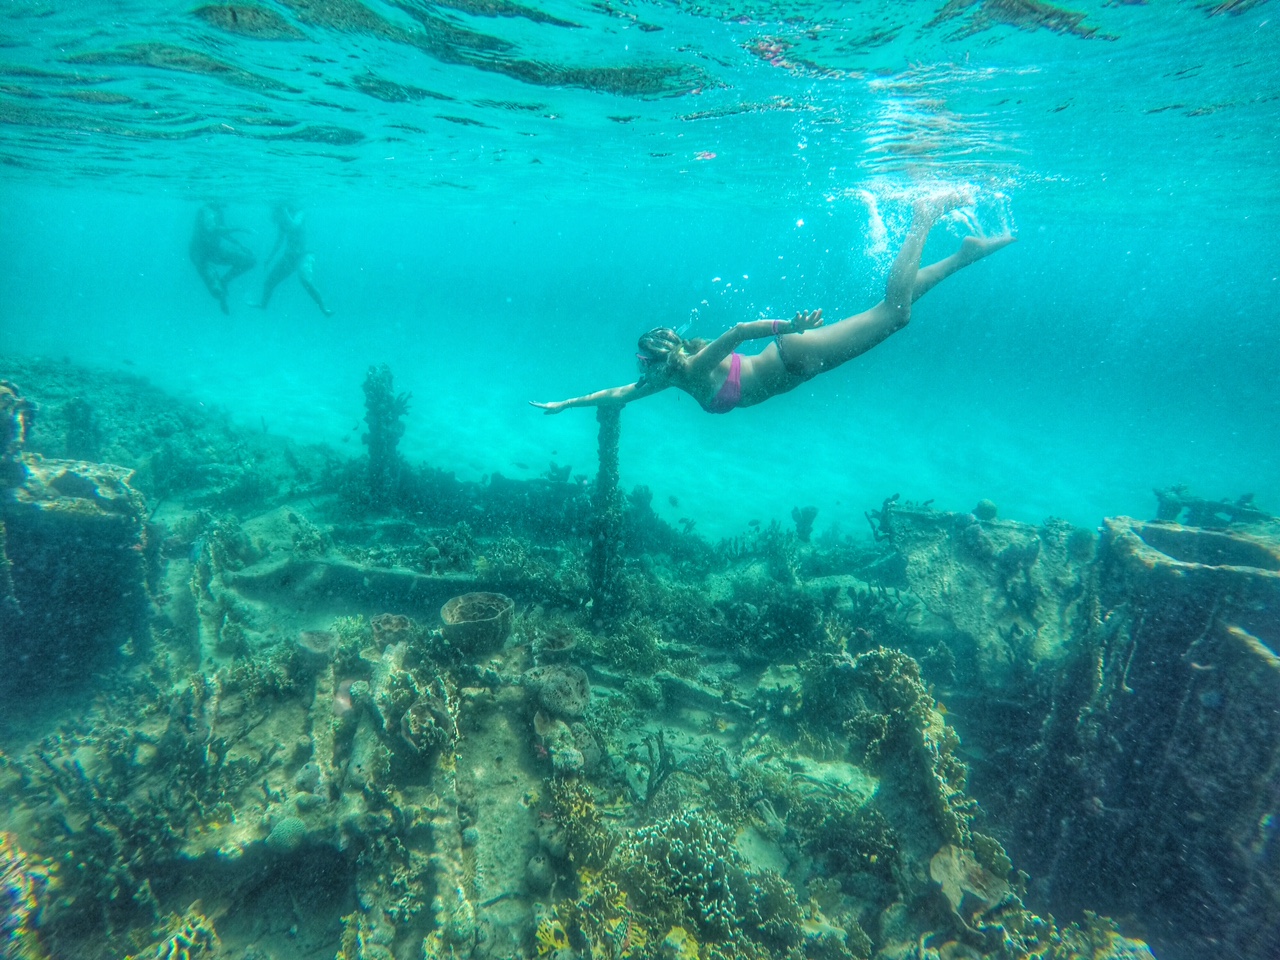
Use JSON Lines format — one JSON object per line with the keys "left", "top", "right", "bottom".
{"left": 531, "top": 195, "right": 1014, "bottom": 416}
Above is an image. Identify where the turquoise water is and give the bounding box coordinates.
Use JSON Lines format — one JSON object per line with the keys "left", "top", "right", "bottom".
{"left": 2, "top": 1, "right": 1278, "bottom": 532}
{"left": 3, "top": 6, "right": 1280, "bottom": 960}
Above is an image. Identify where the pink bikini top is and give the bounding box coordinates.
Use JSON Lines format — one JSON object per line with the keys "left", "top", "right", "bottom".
{"left": 701, "top": 353, "right": 742, "bottom": 414}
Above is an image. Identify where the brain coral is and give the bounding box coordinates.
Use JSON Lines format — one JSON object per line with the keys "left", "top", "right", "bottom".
{"left": 265, "top": 816, "right": 308, "bottom": 853}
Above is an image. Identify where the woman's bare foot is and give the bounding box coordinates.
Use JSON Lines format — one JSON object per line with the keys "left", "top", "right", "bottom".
{"left": 957, "top": 232, "right": 1017, "bottom": 265}
{"left": 913, "top": 189, "right": 971, "bottom": 226}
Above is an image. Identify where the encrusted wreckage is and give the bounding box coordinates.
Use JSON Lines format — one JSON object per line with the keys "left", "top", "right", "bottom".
{"left": 1, "top": 359, "right": 1274, "bottom": 960}
{"left": 871, "top": 496, "right": 1280, "bottom": 960}
{"left": 1, "top": 380, "right": 152, "bottom": 698}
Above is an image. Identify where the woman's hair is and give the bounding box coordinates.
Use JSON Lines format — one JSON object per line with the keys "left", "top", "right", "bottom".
{"left": 636, "top": 327, "right": 708, "bottom": 382}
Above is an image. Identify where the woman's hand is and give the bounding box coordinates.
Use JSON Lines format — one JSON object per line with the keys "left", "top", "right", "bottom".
{"left": 529, "top": 400, "right": 568, "bottom": 414}
{"left": 791, "top": 308, "right": 823, "bottom": 332}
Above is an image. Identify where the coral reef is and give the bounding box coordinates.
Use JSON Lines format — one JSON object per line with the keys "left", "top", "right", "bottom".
{"left": 801, "top": 647, "right": 975, "bottom": 843}
{"left": 124, "top": 902, "right": 220, "bottom": 960}
{"left": 0, "top": 360, "right": 1257, "bottom": 960}
{"left": 620, "top": 810, "right": 743, "bottom": 939}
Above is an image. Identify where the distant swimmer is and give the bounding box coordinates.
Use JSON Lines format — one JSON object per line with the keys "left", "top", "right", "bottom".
{"left": 189, "top": 202, "right": 256, "bottom": 314}
{"left": 254, "top": 202, "right": 333, "bottom": 316}
{"left": 531, "top": 194, "right": 1014, "bottom": 416}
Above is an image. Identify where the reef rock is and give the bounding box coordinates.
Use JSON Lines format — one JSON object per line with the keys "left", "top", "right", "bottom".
{"left": 522, "top": 664, "right": 591, "bottom": 718}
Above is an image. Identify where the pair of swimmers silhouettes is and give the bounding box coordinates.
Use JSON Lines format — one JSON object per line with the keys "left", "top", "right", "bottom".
{"left": 531, "top": 194, "right": 1014, "bottom": 416}
{"left": 190, "top": 202, "right": 333, "bottom": 316}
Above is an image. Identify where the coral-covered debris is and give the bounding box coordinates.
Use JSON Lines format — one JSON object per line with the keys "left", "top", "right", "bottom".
{"left": 1, "top": 455, "right": 150, "bottom": 696}
{"left": 361, "top": 363, "right": 410, "bottom": 510}
{"left": 1014, "top": 516, "right": 1280, "bottom": 959}
{"left": 0, "top": 380, "right": 35, "bottom": 489}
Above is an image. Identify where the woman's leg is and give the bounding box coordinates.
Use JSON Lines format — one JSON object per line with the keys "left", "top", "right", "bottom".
{"left": 219, "top": 239, "right": 257, "bottom": 289}
{"left": 194, "top": 257, "right": 224, "bottom": 301}
{"left": 256, "top": 254, "right": 297, "bottom": 309}
{"left": 778, "top": 197, "right": 1010, "bottom": 377}
{"left": 297, "top": 254, "right": 334, "bottom": 316}
{"left": 908, "top": 233, "right": 1016, "bottom": 303}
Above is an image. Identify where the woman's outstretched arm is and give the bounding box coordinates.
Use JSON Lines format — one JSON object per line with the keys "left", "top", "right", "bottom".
{"left": 684, "top": 310, "right": 823, "bottom": 378}
{"left": 530, "top": 379, "right": 663, "bottom": 414}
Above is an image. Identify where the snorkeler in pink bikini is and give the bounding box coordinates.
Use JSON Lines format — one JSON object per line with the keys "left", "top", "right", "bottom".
{"left": 531, "top": 196, "right": 1014, "bottom": 416}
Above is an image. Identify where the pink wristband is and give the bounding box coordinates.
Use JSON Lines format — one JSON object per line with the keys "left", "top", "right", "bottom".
{"left": 771, "top": 320, "right": 781, "bottom": 334}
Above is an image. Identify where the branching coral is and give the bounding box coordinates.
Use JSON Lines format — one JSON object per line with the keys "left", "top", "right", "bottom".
{"left": 603, "top": 807, "right": 819, "bottom": 956}
{"left": 477, "top": 535, "right": 588, "bottom": 606}
{"left": 720, "top": 578, "right": 829, "bottom": 661}
{"left": 589, "top": 615, "right": 670, "bottom": 675}
{"left": 635, "top": 730, "right": 683, "bottom": 807}
{"left": 15, "top": 688, "right": 253, "bottom": 937}
{"left": 620, "top": 810, "right": 741, "bottom": 939}
{"left": 791, "top": 505, "right": 819, "bottom": 543}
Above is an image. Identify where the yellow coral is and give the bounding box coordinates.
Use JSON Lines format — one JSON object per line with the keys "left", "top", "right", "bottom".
{"left": 536, "top": 916, "right": 570, "bottom": 957}
{"left": 124, "top": 903, "right": 220, "bottom": 960}
{"left": 578, "top": 866, "right": 602, "bottom": 893}
{"left": 578, "top": 867, "right": 628, "bottom": 914}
